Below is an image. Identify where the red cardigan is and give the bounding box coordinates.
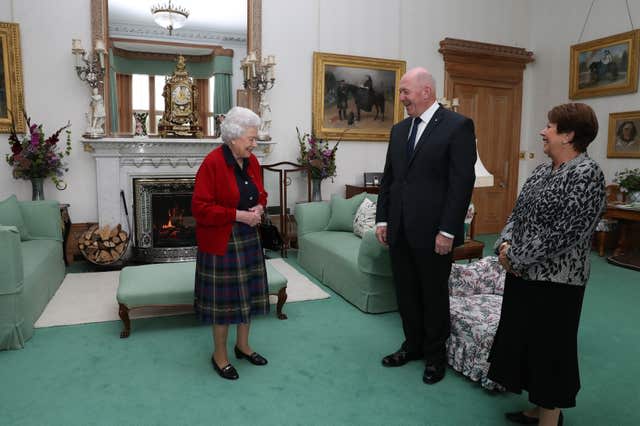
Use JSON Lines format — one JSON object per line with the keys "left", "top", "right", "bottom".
{"left": 191, "top": 146, "right": 267, "bottom": 255}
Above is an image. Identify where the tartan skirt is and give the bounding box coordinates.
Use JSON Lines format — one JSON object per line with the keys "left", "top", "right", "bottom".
{"left": 194, "top": 222, "right": 270, "bottom": 325}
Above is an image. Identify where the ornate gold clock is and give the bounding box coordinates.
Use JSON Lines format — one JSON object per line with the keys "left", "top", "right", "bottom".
{"left": 158, "top": 55, "right": 203, "bottom": 138}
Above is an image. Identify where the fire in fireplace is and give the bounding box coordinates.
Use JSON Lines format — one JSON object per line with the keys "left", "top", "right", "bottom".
{"left": 133, "top": 177, "right": 197, "bottom": 263}
{"left": 152, "top": 194, "right": 196, "bottom": 248}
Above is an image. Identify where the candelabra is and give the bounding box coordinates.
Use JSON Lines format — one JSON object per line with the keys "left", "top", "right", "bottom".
{"left": 241, "top": 51, "right": 276, "bottom": 140}
{"left": 241, "top": 51, "right": 276, "bottom": 95}
{"left": 72, "top": 38, "right": 107, "bottom": 138}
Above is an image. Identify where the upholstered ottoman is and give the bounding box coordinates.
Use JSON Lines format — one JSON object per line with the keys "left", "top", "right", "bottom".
{"left": 446, "top": 256, "right": 506, "bottom": 391}
{"left": 117, "top": 261, "right": 288, "bottom": 338}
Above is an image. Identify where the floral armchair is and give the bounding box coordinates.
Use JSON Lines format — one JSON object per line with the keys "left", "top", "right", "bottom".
{"left": 447, "top": 256, "right": 506, "bottom": 390}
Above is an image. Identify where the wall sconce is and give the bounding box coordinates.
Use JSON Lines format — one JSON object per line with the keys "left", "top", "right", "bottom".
{"left": 241, "top": 50, "right": 276, "bottom": 140}
{"left": 440, "top": 96, "right": 494, "bottom": 188}
{"left": 72, "top": 38, "right": 107, "bottom": 138}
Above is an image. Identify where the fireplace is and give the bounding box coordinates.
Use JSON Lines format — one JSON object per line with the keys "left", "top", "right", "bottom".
{"left": 133, "top": 177, "right": 196, "bottom": 263}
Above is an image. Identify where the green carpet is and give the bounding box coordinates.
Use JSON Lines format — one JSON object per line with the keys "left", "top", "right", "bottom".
{"left": 1, "top": 238, "right": 639, "bottom": 425}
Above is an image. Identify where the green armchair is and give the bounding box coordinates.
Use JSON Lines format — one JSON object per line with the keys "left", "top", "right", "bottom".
{"left": 0, "top": 196, "right": 66, "bottom": 350}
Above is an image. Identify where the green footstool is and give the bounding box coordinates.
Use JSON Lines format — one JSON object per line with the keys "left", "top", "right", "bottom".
{"left": 117, "top": 261, "right": 288, "bottom": 338}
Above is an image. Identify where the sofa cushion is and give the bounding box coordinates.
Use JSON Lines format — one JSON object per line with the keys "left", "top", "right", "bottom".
{"left": 325, "top": 193, "right": 366, "bottom": 231}
{"left": 353, "top": 198, "right": 377, "bottom": 238}
{"left": 0, "top": 195, "right": 30, "bottom": 241}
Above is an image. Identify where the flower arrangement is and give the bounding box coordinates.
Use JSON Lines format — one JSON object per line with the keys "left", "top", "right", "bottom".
{"left": 296, "top": 127, "right": 340, "bottom": 180}
{"left": 5, "top": 114, "right": 72, "bottom": 189}
{"left": 613, "top": 168, "right": 640, "bottom": 192}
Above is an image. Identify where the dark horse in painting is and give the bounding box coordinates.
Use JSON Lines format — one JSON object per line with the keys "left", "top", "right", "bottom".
{"left": 345, "top": 84, "right": 386, "bottom": 121}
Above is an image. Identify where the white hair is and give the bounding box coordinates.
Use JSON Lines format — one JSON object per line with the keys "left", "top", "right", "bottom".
{"left": 220, "top": 106, "right": 261, "bottom": 143}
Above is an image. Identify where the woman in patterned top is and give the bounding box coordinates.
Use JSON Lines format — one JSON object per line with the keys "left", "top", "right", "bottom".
{"left": 488, "top": 103, "right": 606, "bottom": 426}
{"left": 192, "top": 107, "right": 270, "bottom": 380}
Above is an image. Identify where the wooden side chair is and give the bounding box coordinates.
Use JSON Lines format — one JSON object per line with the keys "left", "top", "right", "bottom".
{"left": 452, "top": 203, "right": 485, "bottom": 262}
{"left": 261, "top": 162, "right": 311, "bottom": 257}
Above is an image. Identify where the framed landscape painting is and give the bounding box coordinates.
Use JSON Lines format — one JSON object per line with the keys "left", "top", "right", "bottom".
{"left": 569, "top": 30, "right": 640, "bottom": 99}
{"left": 0, "top": 22, "right": 25, "bottom": 133}
{"left": 607, "top": 110, "right": 640, "bottom": 158}
{"left": 312, "top": 52, "right": 406, "bottom": 141}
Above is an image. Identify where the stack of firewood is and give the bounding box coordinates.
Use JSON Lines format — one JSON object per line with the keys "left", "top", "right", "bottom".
{"left": 78, "top": 224, "right": 129, "bottom": 265}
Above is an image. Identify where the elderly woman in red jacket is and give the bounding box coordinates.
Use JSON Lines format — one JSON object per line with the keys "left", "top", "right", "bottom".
{"left": 192, "top": 106, "right": 269, "bottom": 380}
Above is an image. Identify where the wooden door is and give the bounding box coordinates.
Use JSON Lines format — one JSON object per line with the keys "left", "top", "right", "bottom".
{"left": 440, "top": 38, "right": 534, "bottom": 234}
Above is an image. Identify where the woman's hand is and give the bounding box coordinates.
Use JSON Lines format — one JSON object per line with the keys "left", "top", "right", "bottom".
{"left": 498, "top": 242, "right": 518, "bottom": 275}
{"left": 249, "top": 204, "right": 264, "bottom": 216}
{"left": 236, "top": 209, "right": 262, "bottom": 227}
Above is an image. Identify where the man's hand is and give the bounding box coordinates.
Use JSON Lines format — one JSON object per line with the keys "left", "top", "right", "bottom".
{"left": 434, "top": 233, "right": 453, "bottom": 255}
{"left": 375, "top": 225, "right": 388, "bottom": 246}
{"left": 236, "top": 209, "right": 262, "bottom": 227}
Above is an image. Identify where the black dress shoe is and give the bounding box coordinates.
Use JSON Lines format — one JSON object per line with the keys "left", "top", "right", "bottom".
{"left": 211, "top": 358, "right": 239, "bottom": 380}
{"left": 234, "top": 346, "right": 268, "bottom": 365}
{"left": 381, "top": 348, "right": 422, "bottom": 367}
{"left": 422, "top": 363, "right": 445, "bottom": 384}
{"left": 505, "top": 410, "right": 563, "bottom": 425}
{"left": 505, "top": 411, "right": 537, "bottom": 424}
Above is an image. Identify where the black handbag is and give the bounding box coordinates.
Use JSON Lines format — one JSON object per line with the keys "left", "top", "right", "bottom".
{"left": 259, "top": 215, "right": 283, "bottom": 251}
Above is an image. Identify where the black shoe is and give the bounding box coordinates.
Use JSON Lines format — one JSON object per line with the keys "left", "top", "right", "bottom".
{"left": 211, "top": 358, "right": 239, "bottom": 380}
{"left": 505, "top": 409, "right": 563, "bottom": 425}
{"left": 422, "top": 363, "right": 446, "bottom": 384}
{"left": 234, "top": 346, "right": 268, "bottom": 365}
{"left": 382, "top": 348, "right": 423, "bottom": 367}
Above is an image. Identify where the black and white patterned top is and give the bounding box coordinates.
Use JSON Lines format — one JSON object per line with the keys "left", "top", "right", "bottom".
{"left": 495, "top": 153, "right": 606, "bottom": 286}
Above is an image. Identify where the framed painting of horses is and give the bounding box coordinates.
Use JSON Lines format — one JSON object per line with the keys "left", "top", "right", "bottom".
{"left": 313, "top": 52, "right": 405, "bottom": 141}
{"left": 0, "top": 22, "right": 25, "bottom": 133}
{"left": 569, "top": 30, "right": 640, "bottom": 99}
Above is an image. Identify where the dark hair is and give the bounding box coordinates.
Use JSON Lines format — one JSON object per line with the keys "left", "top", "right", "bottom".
{"left": 616, "top": 120, "right": 637, "bottom": 142}
{"left": 547, "top": 103, "right": 598, "bottom": 153}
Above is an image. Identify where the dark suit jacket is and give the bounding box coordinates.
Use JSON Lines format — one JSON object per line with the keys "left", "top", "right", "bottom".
{"left": 376, "top": 106, "right": 477, "bottom": 249}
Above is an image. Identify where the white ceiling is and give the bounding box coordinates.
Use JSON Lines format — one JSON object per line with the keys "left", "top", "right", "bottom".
{"left": 109, "top": 0, "right": 247, "bottom": 35}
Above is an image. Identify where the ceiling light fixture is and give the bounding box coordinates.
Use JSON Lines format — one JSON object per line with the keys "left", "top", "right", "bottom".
{"left": 151, "top": 0, "right": 190, "bottom": 36}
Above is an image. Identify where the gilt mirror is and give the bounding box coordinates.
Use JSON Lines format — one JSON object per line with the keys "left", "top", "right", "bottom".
{"left": 91, "top": 0, "right": 261, "bottom": 136}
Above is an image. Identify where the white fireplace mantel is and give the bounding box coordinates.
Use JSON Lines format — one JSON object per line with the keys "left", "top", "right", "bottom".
{"left": 82, "top": 137, "right": 276, "bottom": 227}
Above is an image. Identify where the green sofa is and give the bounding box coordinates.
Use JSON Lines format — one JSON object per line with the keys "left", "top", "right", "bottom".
{"left": 294, "top": 193, "right": 396, "bottom": 313}
{"left": 0, "top": 196, "right": 65, "bottom": 350}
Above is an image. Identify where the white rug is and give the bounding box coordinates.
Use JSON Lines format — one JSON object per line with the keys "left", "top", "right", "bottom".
{"left": 34, "top": 259, "right": 329, "bottom": 328}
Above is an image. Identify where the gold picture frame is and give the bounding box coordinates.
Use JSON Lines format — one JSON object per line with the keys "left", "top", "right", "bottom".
{"left": 313, "top": 52, "right": 405, "bottom": 141}
{"left": 0, "top": 22, "right": 25, "bottom": 133}
{"left": 607, "top": 110, "right": 640, "bottom": 158}
{"left": 569, "top": 30, "right": 640, "bottom": 99}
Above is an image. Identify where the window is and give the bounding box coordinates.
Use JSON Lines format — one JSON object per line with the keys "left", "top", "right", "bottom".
{"left": 131, "top": 74, "right": 166, "bottom": 134}
{"left": 130, "top": 74, "right": 215, "bottom": 136}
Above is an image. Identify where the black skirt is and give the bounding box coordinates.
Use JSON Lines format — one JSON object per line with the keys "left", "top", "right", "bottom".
{"left": 488, "top": 273, "right": 585, "bottom": 409}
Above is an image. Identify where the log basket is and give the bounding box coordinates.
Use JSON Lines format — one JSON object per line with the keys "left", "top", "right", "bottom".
{"left": 78, "top": 224, "right": 130, "bottom": 265}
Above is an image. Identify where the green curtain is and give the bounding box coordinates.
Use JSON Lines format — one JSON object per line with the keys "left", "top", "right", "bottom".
{"left": 110, "top": 54, "right": 216, "bottom": 78}
{"left": 108, "top": 51, "right": 234, "bottom": 121}
{"left": 109, "top": 49, "right": 119, "bottom": 132}
{"left": 212, "top": 55, "right": 233, "bottom": 115}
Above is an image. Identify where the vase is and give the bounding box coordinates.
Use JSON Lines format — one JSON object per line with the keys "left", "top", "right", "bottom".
{"left": 31, "top": 177, "right": 45, "bottom": 201}
{"left": 628, "top": 190, "right": 640, "bottom": 204}
{"left": 311, "top": 178, "right": 323, "bottom": 202}
{"left": 133, "top": 112, "right": 149, "bottom": 137}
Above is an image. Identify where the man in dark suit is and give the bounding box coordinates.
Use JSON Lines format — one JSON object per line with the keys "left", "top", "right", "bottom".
{"left": 375, "top": 67, "right": 476, "bottom": 384}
